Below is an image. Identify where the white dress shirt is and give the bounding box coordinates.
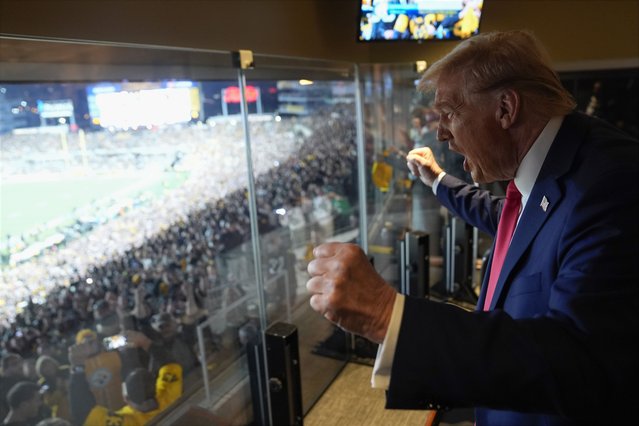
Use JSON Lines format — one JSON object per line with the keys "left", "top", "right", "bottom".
{"left": 372, "top": 116, "right": 564, "bottom": 389}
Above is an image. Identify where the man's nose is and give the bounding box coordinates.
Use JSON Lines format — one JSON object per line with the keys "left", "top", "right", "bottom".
{"left": 437, "top": 125, "right": 450, "bottom": 142}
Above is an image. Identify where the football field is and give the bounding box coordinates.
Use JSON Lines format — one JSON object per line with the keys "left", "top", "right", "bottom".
{"left": 0, "top": 171, "right": 188, "bottom": 239}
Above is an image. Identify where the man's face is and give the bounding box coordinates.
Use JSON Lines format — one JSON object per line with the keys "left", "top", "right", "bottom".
{"left": 433, "top": 75, "right": 517, "bottom": 183}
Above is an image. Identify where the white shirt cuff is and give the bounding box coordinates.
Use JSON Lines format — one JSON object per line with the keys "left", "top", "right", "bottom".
{"left": 371, "top": 294, "right": 405, "bottom": 389}
{"left": 431, "top": 171, "right": 447, "bottom": 195}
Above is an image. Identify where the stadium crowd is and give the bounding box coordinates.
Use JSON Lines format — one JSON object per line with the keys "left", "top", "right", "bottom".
{"left": 1, "top": 124, "right": 200, "bottom": 177}
{"left": 0, "top": 107, "right": 358, "bottom": 425}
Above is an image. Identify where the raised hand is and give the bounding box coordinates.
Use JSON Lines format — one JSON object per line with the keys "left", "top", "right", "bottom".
{"left": 306, "top": 242, "right": 397, "bottom": 344}
{"left": 406, "top": 146, "right": 444, "bottom": 186}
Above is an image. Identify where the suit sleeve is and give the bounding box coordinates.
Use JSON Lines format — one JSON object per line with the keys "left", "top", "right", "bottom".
{"left": 435, "top": 174, "right": 502, "bottom": 237}
{"left": 386, "top": 147, "right": 639, "bottom": 423}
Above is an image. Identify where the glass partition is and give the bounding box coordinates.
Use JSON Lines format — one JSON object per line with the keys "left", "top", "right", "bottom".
{"left": 0, "top": 36, "right": 356, "bottom": 425}
{"left": 244, "top": 56, "right": 357, "bottom": 411}
{"left": 357, "top": 62, "right": 486, "bottom": 306}
{"left": 1, "top": 36, "right": 497, "bottom": 426}
{"left": 357, "top": 63, "right": 425, "bottom": 289}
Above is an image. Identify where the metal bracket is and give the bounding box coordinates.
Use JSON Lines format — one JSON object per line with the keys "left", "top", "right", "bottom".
{"left": 232, "top": 49, "right": 254, "bottom": 69}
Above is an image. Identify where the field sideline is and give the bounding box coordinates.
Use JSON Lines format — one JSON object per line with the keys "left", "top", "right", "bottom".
{"left": 0, "top": 171, "right": 188, "bottom": 240}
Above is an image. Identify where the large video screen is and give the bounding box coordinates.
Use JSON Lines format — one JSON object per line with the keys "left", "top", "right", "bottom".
{"left": 87, "top": 81, "right": 201, "bottom": 130}
{"left": 358, "top": 0, "right": 484, "bottom": 42}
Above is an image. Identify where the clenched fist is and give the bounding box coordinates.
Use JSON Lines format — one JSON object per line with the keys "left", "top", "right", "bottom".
{"left": 306, "top": 242, "right": 397, "bottom": 344}
{"left": 406, "top": 146, "right": 444, "bottom": 187}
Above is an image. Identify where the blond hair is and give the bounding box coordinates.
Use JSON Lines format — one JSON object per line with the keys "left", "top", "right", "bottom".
{"left": 419, "top": 30, "right": 576, "bottom": 118}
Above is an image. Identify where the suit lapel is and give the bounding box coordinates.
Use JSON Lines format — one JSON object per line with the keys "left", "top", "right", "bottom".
{"left": 486, "top": 113, "right": 587, "bottom": 310}
{"left": 487, "top": 179, "right": 561, "bottom": 310}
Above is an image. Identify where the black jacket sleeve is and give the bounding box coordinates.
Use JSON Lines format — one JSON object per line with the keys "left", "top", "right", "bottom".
{"left": 69, "top": 370, "right": 96, "bottom": 426}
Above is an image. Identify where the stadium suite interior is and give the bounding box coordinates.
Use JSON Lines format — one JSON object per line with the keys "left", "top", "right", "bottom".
{"left": 1, "top": 1, "right": 638, "bottom": 426}
{"left": 0, "top": 1, "right": 637, "bottom": 67}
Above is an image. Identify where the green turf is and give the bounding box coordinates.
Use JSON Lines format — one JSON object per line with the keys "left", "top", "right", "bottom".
{"left": 0, "top": 171, "right": 189, "bottom": 239}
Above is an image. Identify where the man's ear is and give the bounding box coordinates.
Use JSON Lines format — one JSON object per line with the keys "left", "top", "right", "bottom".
{"left": 496, "top": 89, "right": 520, "bottom": 129}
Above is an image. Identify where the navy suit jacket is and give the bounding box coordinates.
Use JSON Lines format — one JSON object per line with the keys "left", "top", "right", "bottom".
{"left": 386, "top": 113, "right": 638, "bottom": 425}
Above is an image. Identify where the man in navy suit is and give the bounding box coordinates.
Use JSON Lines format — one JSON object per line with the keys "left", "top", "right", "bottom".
{"left": 306, "top": 30, "right": 638, "bottom": 424}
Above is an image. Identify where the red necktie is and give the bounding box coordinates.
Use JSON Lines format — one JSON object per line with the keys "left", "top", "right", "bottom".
{"left": 483, "top": 181, "right": 522, "bottom": 311}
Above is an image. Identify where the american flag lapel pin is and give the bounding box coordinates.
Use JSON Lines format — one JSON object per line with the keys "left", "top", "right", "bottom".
{"left": 540, "top": 196, "right": 549, "bottom": 212}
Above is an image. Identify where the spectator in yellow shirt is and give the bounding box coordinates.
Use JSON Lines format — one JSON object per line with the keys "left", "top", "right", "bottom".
{"left": 68, "top": 330, "right": 182, "bottom": 426}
